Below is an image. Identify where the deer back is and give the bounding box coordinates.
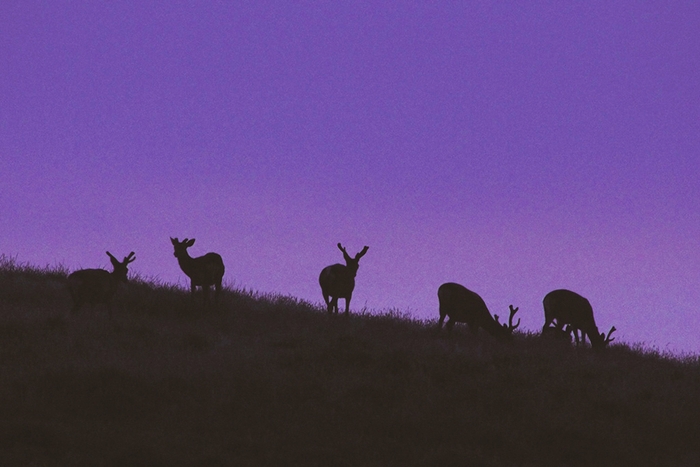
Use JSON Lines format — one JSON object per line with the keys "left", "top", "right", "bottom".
{"left": 437, "top": 283, "right": 500, "bottom": 337}
{"left": 438, "top": 282, "right": 492, "bottom": 323}
{"left": 68, "top": 268, "right": 118, "bottom": 304}
{"left": 438, "top": 282, "right": 520, "bottom": 339}
{"left": 543, "top": 289, "right": 599, "bottom": 335}
{"left": 182, "top": 253, "right": 225, "bottom": 286}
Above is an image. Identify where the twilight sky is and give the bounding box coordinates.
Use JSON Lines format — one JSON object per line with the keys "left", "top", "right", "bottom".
{"left": 2, "top": 2, "right": 699, "bottom": 353}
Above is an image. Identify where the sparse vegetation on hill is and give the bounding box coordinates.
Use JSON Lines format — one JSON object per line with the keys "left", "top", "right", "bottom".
{"left": 1, "top": 255, "right": 699, "bottom": 466}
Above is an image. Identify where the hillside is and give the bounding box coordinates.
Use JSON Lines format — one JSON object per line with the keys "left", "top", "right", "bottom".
{"left": 1, "top": 255, "right": 699, "bottom": 466}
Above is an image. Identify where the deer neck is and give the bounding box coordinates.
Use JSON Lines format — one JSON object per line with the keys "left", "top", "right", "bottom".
{"left": 587, "top": 326, "right": 604, "bottom": 348}
{"left": 345, "top": 263, "right": 359, "bottom": 277}
{"left": 177, "top": 252, "right": 198, "bottom": 274}
{"left": 110, "top": 269, "right": 127, "bottom": 283}
{"left": 482, "top": 314, "right": 507, "bottom": 338}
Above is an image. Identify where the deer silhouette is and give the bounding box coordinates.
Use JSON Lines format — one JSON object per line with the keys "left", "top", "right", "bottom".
{"left": 170, "top": 238, "right": 225, "bottom": 305}
{"left": 542, "top": 289, "right": 616, "bottom": 350}
{"left": 319, "top": 243, "right": 369, "bottom": 315}
{"left": 437, "top": 282, "right": 520, "bottom": 340}
{"left": 67, "top": 251, "right": 135, "bottom": 314}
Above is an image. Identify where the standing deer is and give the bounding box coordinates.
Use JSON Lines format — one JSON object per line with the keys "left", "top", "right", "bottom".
{"left": 319, "top": 243, "right": 369, "bottom": 315}
{"left": 437, "top": 282, "right": 520, "bottom": 340}
{"left": 170, "top": 237, "right": 225, "bottom": 305}
{"left": 542, "top": 289, "right": 616, "bottom": 350}
{"left": 67, "top": 251, "right": 136, "bottom": 314}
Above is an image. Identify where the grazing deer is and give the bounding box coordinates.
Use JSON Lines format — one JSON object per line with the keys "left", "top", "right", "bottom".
{"left": 170, "top": 238, "right": 225, "bottom": 305}
{"left": 542, "top": 289, "right": 616, "bottom": 350}
{"left": 319, "top": 243, "right": 369, "bottom": 315}
{"left": 67, "top": 251, "right": 135, "bottom": 314}
{"left": 437, "top": 282, "right": 520, "bottom": 340}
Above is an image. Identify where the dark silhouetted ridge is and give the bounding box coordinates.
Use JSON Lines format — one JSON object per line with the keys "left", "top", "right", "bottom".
{"left": 1, "top": 255, "right": 699, "bottom": 466}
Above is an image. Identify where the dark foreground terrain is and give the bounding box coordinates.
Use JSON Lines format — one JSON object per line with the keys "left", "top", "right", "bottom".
{"left": 1, "top": 255, "right": 699, "bottom": 466}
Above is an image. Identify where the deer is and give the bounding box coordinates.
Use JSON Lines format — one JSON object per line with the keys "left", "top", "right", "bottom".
{"left": 319, "top": 243, "right": 369, "bottom": 315}
{"left": 170, "top": 237, "right": 225, "bottom": 306}
{"left": 67, "top": 251, "right": 136, "bottom": 314}
{"left": 542, "top": 289, "right": 616, "bottom": 350}
{"left": 437, "top": 282, "right": 520, "bottom": 340}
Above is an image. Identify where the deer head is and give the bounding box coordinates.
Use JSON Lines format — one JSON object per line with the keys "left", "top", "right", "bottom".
{"left": 494, "top": 304, "right": 521, "bottom": 335}
{"left": 106, "top": 251, "right": 136, "bottom": 282}
{"left": 602, "top": 326, "right": 617, "bottom": 345}
{"left": 337, "top": 243, "right": 369, "bottom": 275}
{"left": 170, "top": 237, "right": 196, "bottom": 259}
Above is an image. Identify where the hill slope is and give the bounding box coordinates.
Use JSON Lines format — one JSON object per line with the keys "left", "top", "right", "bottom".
{"left": 1, "top": 256, "right": 699, "bottom": 466}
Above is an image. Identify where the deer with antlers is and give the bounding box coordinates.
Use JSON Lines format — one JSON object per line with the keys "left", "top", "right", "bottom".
{"left": 542, "top": 289, "right": 616, "bottom": 350}
{"left": 170, "top": 238, "right": 225, "bottom": 306}
{"left": 437, "top": 282, "right": 520, "bottom": 340}
{"left": 319, "top": 243, "right": 369, "bottom": 315}
{"left": 67, "top": 251, "right": 136, "bottom": 314}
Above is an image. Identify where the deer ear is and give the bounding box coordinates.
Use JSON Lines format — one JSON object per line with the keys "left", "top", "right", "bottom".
{"left": 170, "top": 237, "right": 178, "bottom": 245}
{"left": 187, "top": 239, "right": 196, "bottom": 247}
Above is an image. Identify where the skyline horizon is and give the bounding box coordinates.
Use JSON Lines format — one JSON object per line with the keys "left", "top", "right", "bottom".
{"left": 0, "top": 239, "right": 686, "bottom": 355}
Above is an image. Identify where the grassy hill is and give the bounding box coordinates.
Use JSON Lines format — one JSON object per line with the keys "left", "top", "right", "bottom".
{"left": 1, "top": 255, "right": 699, "bottom": 466}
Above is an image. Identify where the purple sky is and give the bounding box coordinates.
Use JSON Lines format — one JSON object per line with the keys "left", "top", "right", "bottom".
{"left": 2, "top": 2, "right": 699, "bottom": 354}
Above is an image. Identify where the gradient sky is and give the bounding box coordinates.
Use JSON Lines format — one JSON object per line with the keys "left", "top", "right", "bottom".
{"left": 2, "top": 2, "right": 699, "bottom": 353}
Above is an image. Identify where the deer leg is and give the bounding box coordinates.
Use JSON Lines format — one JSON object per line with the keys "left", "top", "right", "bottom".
{"left": 215, "top": 281, "right": 222, "bottom": 304}
{"left": 542, "top": 318, "right": 554, "bottom": 333}
{"left": 344, "top": 295, "right": 351, "bottom": 315}
{"left": 573, "top": 328, "right": 581, "bottom": 345}
{"left": 330, "top": 297, "right": 339, "bottom": 314}
{"left": 438, "top": 306, "right": 447, "bottom": 329}
{"left": 445, "top": 318, "right": 455, "bottom": 333}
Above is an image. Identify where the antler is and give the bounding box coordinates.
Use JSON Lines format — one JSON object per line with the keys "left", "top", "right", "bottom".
{"left": 508, "top": 305, "right": 520, "bottom": 331}
{"left": 603, "top": 326, "right": 617, "bottom": 345}
{"left": 337, "top": 243, "right": 351, "bottom": 262}
{"left": 495, "top": 305, "right": 521, "bottom": 332}
{"left": 356, "top": 246, "right": 369, "bottom": 259}
{"left": 337, "top": 243, "right": 369, "bottom": 261}
{"left": 107, "top": 251, "right": 136, "bottom": 265}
